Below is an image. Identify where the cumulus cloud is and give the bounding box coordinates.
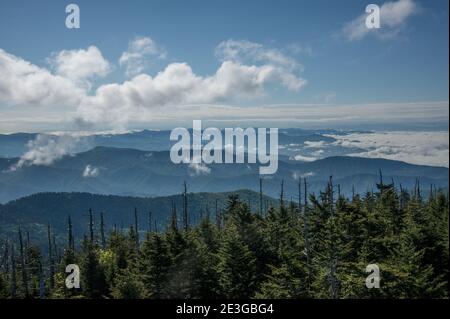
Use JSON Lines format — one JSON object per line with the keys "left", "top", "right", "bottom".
{"left": 0, "top": 49, "right": 84, "bottom": 107}
{"left": 2, "top": 38, "right": 306, "bottom": 130}
{"left": 1, "top": 38, "right": 309, "bottom": 167}
{"left": 342, "top": 0, "right": 418, "bottom": 41}
{"left": 75, "top": 60, "right": 302, "bottom": 127}
{"left": 83, "top": 164, "right": 99, "bottom": 177}
{"left": 9, "top": 134, "right": 84, "bottom": 171}
{"left": 188, "top": 162, "right": 211, "bottom": 176}
{"left": 119, "top": 36, "right": 166, "bottom": 77}
{"left": 328, "top": 131, "right": 449, "bottom": 167}
{"left": 48, "top": 46, "right": 111, "bottom": 87}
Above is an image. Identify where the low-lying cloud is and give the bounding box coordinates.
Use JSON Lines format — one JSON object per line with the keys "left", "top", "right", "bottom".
{"left": 292, "top": 154, "right": 317, "bottom": 162}
{"left": 83, "top": 164, "right": 100, "bottom": 177}
{"left": 292, "top": 171, "right": 315, "bottom": 180}
{"left": 9, "top": 134, "right": 85, "bottom": 171}
{"left": 327, "top": 131, "right": 449, "bottom": 167}
{"left": 188, "top": 162, "right": 211, "bottom": 176}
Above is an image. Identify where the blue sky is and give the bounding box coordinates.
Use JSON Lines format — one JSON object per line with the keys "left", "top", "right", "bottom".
{"left": 0, "top": 0, "right": 448, "bottom": 132}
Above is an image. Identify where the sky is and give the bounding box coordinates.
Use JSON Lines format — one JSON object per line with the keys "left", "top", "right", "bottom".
{"left": 0, "top": 0, "right": 448, "bottom": 132}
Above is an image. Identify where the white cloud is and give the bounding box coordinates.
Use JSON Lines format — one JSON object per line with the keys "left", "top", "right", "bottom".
{"left": 1, "top": 39, "right": 307, "bottom": 130}
{"left": 311, "top": 149, "right": 325, "bottom": 157}
{"left": 119, "top": 36, "right": 166, "bottom": 77}
{"left": 215, "top": 39, "right": 306, "bottom": 91}
{"left": 83, "top": 164, "right": 99, "bottom": 177}
{"left": 304, "top": 141, "right": 327, "bottom": 148}
{"left": 0, "top": 49, "right": 84, "bottom": 108}
{"left": 216, "top": 40, "right": 300, "bottom": 70}
{"left": 188, "top": 162, "right": 211, "bottom": 176}
{"left": 292, "top": 171, "right": 315, "bottom": 180}
{"left": 9, "top": 134, "right": 84, "bottom": 171}
{"left": 328, "top": 131, "right": 449, "bottom": 167}
{"left": 75, "top": 60, "right": 302, "bottom": 127}
{"left": 49, "top": 46, "right": 111, "bottom": 86}
{"left": 292, "top": 154, "right": 317, "bottom": 162}
{"left": 1, "top": 40, "right": 309, "bottom": 167}
{"left": 342, "top": 0, "right": 418, "bottom": 41}
{"left": 113, "top": 101, "right": 448, "bottom": 130}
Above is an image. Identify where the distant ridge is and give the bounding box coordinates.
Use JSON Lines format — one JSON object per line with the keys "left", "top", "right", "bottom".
{"left": 0, "top": 145, "right": 447, "bottom": 203}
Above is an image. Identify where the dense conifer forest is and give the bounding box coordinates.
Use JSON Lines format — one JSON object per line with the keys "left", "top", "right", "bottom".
{"left": 0, "top": 176, "right": 448, "bottom": 299}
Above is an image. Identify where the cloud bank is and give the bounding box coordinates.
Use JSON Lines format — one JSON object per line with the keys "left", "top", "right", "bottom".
{"left": 1, "top": 38, "right": 306, "bottom": 131}
{"left": 75, "top": 60, "right": 305, "bottom": 127}
{"left": 327, "top": 131, "right": 449, "bottom": 167}
{"left": 76, "top": 39, "right": 306, "bottom": 127}
{"left": 0, "top": 38, "right": 308, "bottom": 168}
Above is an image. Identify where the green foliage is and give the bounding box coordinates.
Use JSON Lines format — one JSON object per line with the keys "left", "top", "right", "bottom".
{"left": 111, "top": 270, "right": 145, "bottom": 299}
{"left": 139, "top": 233, "right": 171, "bottom": 298}
{"left": 0, "top": 273, "right": 8, "bottom": 298}
{"left": 217, "top": 225, "right": 258, "bottom": 298}
{"left": 0, "top": 182, "right": 448, "bottom": 299}
{"left": 80, "top": 240, "right": 108, "bottom": 299}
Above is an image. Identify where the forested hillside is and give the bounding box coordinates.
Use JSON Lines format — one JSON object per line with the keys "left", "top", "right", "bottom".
{"left": 0, "top": 189, "right": 276, "bottom": 247}
{"left": 0, "top": 178, "right": 448, "bottom": 299}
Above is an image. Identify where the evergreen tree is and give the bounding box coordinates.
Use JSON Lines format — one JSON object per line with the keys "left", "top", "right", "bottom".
{"left": 191, "top": 218, "right": 221, "bottom": 298}
{"left": 0, "top": 180, "right": 448, "bottom": 299}
{"left": 139, "top": 233, "right": 171, "bottom": 298}
{"left": 80, "top": 238, "right": 108, "bottom": 299}
{"left": 217, "top": 225, "right": 257, "bottom": 298}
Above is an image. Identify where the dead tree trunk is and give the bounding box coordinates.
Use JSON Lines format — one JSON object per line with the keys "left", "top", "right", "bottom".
{"left": 100, "top": 212, "right": 106, "bottom": 249}
{"left": 10, "top": 243, "right": 17, "bottom": 298}
{"left": 47, "top": 224, "right": 54, "bottom": 290}
{"left": 182, "top": 181, "right": 189, "bottom": 231}
{"left": 18, "top": 227, "right": 29, "bottom": 297}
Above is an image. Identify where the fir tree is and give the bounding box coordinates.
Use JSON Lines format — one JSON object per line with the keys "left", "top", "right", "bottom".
{"left": 217, "top": 225, "right": 257, "bottom": 298}
{"left": 139, "top": 233, "right": 171, "bottom": 298}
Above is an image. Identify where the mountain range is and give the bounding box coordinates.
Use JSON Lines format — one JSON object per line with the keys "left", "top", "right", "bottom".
{"left": 0, "top": 128, "right": 365, "bottom": 158}
{"left": 0, "top": 146, "right": 447, "bottom": 203}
